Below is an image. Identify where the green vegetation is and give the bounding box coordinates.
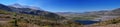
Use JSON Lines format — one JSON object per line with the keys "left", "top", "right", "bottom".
{"left": 0, "top": 9, "right": 83, "bottom": 27}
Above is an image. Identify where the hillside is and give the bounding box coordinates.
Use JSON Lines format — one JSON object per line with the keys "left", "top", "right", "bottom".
{"left": 0, "top": 4, "right": 85, "bottom": 27}
{"left": 0, "top": 3, "right": 66, "bottom": 21}
{"left": 0, "top": 9, "right": 84, "bottom": 27}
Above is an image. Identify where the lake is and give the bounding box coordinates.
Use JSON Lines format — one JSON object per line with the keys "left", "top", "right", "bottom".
{"left": 74, "top": 20, "right": 100, "bottom": 25}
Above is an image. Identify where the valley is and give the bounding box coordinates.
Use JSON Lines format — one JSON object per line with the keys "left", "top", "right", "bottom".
{"left": 0, "top": 3, "right": 120, "bottom": 27}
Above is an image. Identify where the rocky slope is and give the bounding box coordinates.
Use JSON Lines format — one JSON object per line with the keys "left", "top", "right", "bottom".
{"left": 0, "top": 4, "right": 77, "bottom": 27}
{"left": 0, "top": 3, "right": 66, "bottom": 21}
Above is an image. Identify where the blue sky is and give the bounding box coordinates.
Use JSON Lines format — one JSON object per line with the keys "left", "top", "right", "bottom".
{"left": 0, "top": 0, "right": 120, "bottom": 12}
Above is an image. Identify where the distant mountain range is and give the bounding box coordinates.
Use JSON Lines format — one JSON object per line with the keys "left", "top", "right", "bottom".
{"left": 56, "top": 8, "right": 120, "bottom": 21}
{"left": 57, "top": 8, "right": 120, "bottom": 16}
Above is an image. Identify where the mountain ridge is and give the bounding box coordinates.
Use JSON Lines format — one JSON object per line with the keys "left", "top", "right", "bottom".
{"left": 0, "top": 3, "right": 66, "bottom": 21}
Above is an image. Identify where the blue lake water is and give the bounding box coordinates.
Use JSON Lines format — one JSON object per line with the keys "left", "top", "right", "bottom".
{"left": 74, "top": 20, "right": 100, "bottom": 25}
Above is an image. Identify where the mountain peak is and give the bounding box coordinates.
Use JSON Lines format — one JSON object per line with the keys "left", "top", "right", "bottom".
{"left": 9, "top": 3, "right": 28, "bottom": 8}
{"left": 9, "top": 3, "right": 42, "bottom": 10}
{"left": 12, "top": 3, "right": 22, "bottom": 6}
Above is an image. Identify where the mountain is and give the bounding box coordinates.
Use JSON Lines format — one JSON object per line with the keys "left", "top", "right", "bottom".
{"left": 1, "top": 3, "right": 120, "bottom": 27}
{"left": 58, "top": 8, "right": 120, "bottom": 16}
{"left": 55, "top": 12, "right": 83, "bottom": 17}
{"left": 0, "top": 3, "right": 66, "bottom": 22}
{"left": 54, "top": 8, "right": 120, "bottom": 27}
{"left": 0, "top": 4, "right": 12, "bottom": 11}
{"left": 56, "top": 8, "right": 120, "bottom": 21}
{"left": 0, "top": 4, "right": 83, "bottom": 27}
